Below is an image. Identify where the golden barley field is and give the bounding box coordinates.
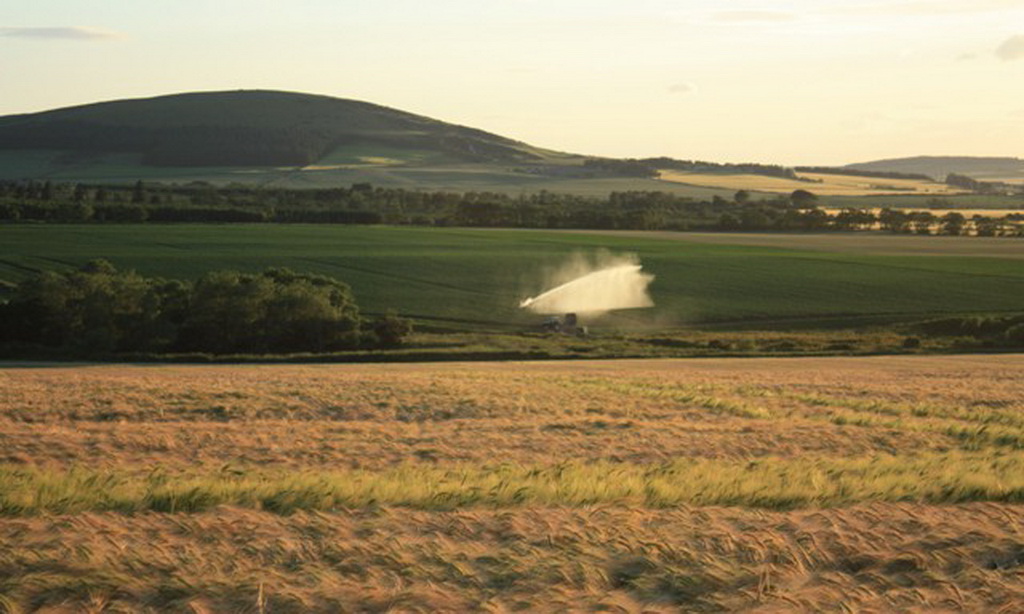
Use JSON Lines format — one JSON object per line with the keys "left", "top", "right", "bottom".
{"left": 820, "top": 207, "right": 1020, "bottom": 219}
{"left": 656, "top": 170, "right": 963, "bottom": 196}
{"left": 2, "top": 356, "right": 1024, "bottom": 612}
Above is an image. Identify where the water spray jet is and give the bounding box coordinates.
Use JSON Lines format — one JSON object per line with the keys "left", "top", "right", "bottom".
{"left": 519, "top": 254, "right": 655, "bottom": 333}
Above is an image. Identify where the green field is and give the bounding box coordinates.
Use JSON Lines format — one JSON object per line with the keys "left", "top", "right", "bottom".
{"left": 1, "top": 225, "right": 1021, "bottom": 332}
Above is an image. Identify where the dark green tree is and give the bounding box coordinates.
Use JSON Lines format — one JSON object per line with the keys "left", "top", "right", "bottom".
{"left": 2, "top": 260, "right": 153, "bottom": 353}
{"left": 790, "top": 189, "right": 818, "bottom": 209}
{"left": 178, "top": 269, "right": 363, "bottom": 353}
{"left": 941, "top": 212, "right": 966, "bottom": 236}
{"left": 371, "top": 311, "right": 414, "bottom": 347}
{"left": 131, "top": 180, "right": 146, "bottom": 205}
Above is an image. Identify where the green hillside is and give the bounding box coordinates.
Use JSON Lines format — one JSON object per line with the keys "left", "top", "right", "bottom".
{"left": 0, "top": 91, "right": 745, "bottom": 197}
{"left": 1, "top": 91, "right": 1019, "bottom": 198}
{"left": 0, "top": 90, "right": 562, "bottom": 168}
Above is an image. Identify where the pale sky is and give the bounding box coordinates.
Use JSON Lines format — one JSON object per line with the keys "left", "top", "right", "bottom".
{"left": 1, "top": 0, "right": 1022, "bottom": 166}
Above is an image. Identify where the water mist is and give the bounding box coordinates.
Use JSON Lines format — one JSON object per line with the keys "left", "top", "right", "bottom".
{"left": 519, "top": 252, "right": 655, "bottom": 316}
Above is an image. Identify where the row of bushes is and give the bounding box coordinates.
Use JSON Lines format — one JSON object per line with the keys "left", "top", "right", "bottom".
{"left": 0, "top": 261, "right": 412, "bottom": 356}
{"left": 913, "top": 315, "right": 1024, "bottom": 346}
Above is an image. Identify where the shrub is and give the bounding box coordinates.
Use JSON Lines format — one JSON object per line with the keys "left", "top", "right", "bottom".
{"left": 0, "top": 263, "right": 411, "bottom": 355}
{"left": 914, "top": 315, "right": 1024, "bottom": 345}
{"left": 370, "top": 311, "right": 415, "bottom": 348}
{"left": 1005, "top": 324, "right": 1024, "bottom": 347}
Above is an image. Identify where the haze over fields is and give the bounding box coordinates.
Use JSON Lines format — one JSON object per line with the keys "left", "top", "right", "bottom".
{"left": 2, "top": 0, "right": 1023, "bottom": 166}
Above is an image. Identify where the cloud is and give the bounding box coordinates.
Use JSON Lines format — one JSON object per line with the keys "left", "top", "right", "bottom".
{"left": 668, "top": 82, "right": 694, "bottom": 95}
{"left": 0, "top": 26, "right": 123, "bottom": 41}
{"left": 665, "top": 9, "right": 797, "bottom": 26}
{"left": 996, "top": 35, "right": 1024, "bottom": 60}
{"left": 832, "top": 1, "right": 1024, "bottom": 17}
{"left": 712, "top": 11, "right": 796, "bottom": 23}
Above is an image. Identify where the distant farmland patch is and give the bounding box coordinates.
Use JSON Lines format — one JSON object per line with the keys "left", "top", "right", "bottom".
{"left": 821, "top": 207, "right": 1023, "bottom": 219}
{"left": 657, "top": 169, "right": 964, "bottom": 196}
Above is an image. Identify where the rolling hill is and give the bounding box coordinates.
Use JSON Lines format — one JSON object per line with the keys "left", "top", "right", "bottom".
{"left": 0, "top": 90, "right": 743, "bottom": 197}
{"left": 846, "top": 156, "right": 1024, "bottom": 183}
{"left": 0, "top": 90, "right": 558, "bottom": 168}
{"left": 1, "top": 91, "right": 1020, "bottom": 199}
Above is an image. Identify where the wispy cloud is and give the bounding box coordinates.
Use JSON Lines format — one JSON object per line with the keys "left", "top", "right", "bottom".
{"left": 668, "top": 82, "right": 695, "bottom": 95}
{"left": 665, "top": 9, "right": 798, "bottom": 27}
{"left": 712, "top": 11, "right": 797, "bottom": 23}
{"left": 0, "top": 26, "right": 123, "bottom": 41}
{"left": 832, "top": 1, "right": 1024, "bottom": 17}
{"left": 996, "top": 34, "right": 1024, "bottom": 60}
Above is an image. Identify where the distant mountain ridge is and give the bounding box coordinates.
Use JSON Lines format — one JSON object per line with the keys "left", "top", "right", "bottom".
{"left": 0, "top": 90, "right": 553, "bottom": 167}
{"left": 1, "top": 91, "right": 1021, "bottom": 193}
{"left": 845, "top": 156, "right": 1024, "bottom": 181}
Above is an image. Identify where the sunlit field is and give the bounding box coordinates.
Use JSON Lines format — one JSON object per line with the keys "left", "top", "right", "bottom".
{"left": 820, "top": 207, "right": 1023, "bottom": 219}
{"left": 657, "top": 169, "right": 963, "bottom": 196}
{"left": 2, "top": 356, "right": 1023, "bottom": 611}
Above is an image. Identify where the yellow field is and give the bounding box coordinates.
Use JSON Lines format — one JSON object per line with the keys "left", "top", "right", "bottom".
{"left": 984, "top": 176, "right": 1024, "bottom": 185}
{"left": 818, "top": 207, "right": 1024, "bottom": 219}
{"left": 301, "top": 157, "right": 403, "bottom": 170}
{"left": 2, "top": 356, "right": 1023, "bottom": 611}
{"left": 657, "top": 169, "right": 964, "bottom": 196}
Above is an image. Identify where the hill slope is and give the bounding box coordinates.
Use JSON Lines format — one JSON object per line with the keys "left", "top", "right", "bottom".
{"left": 846, "top": 156, "right": 1024, "bottom": 182}
{"left": 0, "top": 90, "right": 555, "bottom": 167}
{"left": 0, "top": 91, "right": 743, "bottom": 196}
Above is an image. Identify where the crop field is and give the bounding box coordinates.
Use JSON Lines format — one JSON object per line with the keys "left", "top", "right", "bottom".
{"left": 821, "top": 207, "right": 1023, "bottom": 219}
{"left": 1, "top": 225, "right": 1022, "bottom": 333}
{"left": 657, "top": 169, "right": 963, "bottom": 196}
{"left": 1, "top": 355, "right": 1023, "bottom": 611}
{"left": 985, "top": 176, "right": 1024, "bottom": 185}
{"left": 823, "top": 193, "right": 1024, "bottom": 210}
{"left": 578, "top": 230, "right": 1024, "bottom": 259}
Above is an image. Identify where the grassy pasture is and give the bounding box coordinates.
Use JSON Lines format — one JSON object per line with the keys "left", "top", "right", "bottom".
{"left": 657, "top": 169, "right": 962, "bottom": 196}
{"left": 1, "top": 356, "right": 1023, "bottom": 611}
{"left": 1, "top": 225, "right": 1022, "bottom": 333}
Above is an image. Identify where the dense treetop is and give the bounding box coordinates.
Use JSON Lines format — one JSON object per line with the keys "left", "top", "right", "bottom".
{"left": 0, "top": 261, "right": 412, "bottom": 356}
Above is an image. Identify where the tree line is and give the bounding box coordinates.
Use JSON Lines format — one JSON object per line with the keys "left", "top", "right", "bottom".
{"left": 581, "top": 157, "right": 799, "bottom": 179}
{"left": 792, "top": 167, "right": 933, "bottom": 181}
{"left": 0, "top": 261, "right": 412, "bottom": 357}
{"left": 0, "top": 180, "right": 1021, "bottom": 235}
{"left": 945, "top": 173, "right": 1020, "bottom": 196}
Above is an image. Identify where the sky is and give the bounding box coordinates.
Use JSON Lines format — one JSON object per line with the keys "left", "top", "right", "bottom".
{"left": 1, "top": 0, "right": 1022, "bottom": 166}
